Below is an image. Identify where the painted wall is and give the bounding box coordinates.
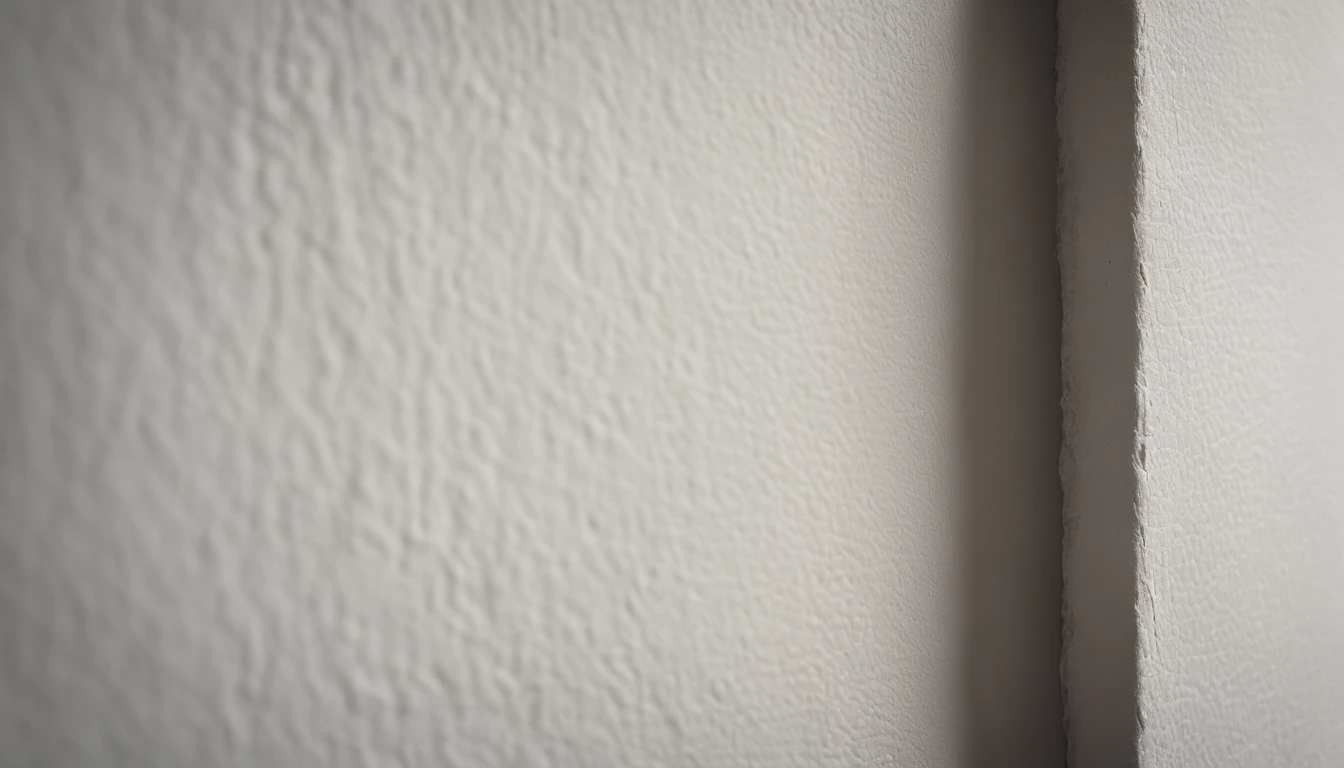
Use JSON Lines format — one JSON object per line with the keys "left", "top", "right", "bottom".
{"left": 1133, "top": 2, "right": 1344, "bottom": 764}
{"left": 0, "top": 1, "right": 1062, "bottom": 766}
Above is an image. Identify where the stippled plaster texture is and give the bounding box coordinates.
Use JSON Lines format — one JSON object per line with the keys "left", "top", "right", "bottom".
{"left": 1134, "top": 2, "right": 1344, "bottom": 764}
{"left": 0, "top": 1, "right": 988, "bottom": 765}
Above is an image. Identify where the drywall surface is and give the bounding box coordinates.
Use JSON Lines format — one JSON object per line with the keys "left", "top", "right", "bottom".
{"left": 1134, "top": 2, "right": 1344, "bottom": 764}
{"left": 1055, "top": 2, "right": 1140, "bottom": 766}
{"left": 0, "top": 0, "right": 1067, "bottom": 765}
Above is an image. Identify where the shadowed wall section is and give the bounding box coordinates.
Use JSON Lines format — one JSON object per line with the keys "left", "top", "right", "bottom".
{"left": 1057, "top": 1, "right": 1141, "bottom": 766}
{"left": 959, "top": 0, "right": 1065, "bottom": 765}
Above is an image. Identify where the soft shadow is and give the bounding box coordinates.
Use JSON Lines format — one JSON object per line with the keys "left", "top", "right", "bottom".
{"left": 957, "top": 1, "right": 1066, "bottom": 766}
{"left": 1053, "top": 1, "right": 1141, "bottom": 765}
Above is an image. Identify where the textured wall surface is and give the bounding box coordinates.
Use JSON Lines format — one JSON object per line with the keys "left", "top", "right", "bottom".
{"left": 1134, "top": 2, "right": 1344, "bottom": 764}
{"left": 0, "top": 1, "right": 1072, "bottom": 765}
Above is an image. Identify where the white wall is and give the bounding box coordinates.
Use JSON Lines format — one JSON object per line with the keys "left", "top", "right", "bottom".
{"left": 0, "top": 1, "right": 1063, "bottom": 766}
{"left": 1133, "top": 2, "right": 1344, "bottom": 764}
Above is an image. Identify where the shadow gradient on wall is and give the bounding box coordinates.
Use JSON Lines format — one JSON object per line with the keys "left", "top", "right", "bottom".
{"left": 1055, "top": 0, "right": 1141, "bottom": 765}
{"left": 957, "top": 0, "right": 1066, "bottom": 766}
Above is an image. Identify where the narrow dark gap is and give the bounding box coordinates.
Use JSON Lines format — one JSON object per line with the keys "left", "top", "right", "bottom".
{"left": 1055, "top": 0, "right": 1141, "bottom": 766}
{"left": 957, "top": 1, "right": 1066, "bottom": 766}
